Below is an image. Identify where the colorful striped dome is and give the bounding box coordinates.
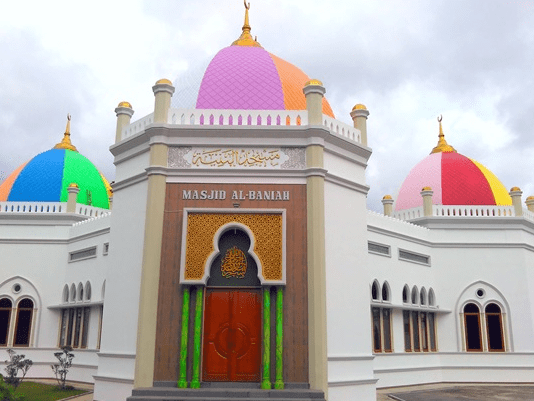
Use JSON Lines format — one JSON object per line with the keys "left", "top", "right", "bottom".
{"left": 0, "top": 118, "right": 112, "bottom": 209}
{"left": 395, "top": 120, "right": 511, "bottom": 211}
{"left": 173, "top": 5, "right": 334, "bottom": 117}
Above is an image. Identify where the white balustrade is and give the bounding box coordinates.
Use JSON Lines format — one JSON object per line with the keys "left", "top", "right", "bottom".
{"left": 167, "top": 108, "right": 308, "bottom": 128}
{"left": 522, "top": 208, "right": 534, "bottom": 222}
{"left": 0, "top": 202, "right": 64, "bottom": 213}
{"left": 322, "top": 115, "right": 361, "bottom": 143}
{"left": 121, "top": 113, "right": 154, "bottom": 140}
{"left": 75, "top": 204, "right": 110, "bottom": 218}
{"left": 0, "top": 201, "right": 110, "bottom": 218}
{"left": 392, "top": 207, "right": 424, "bottom": 220}
{"left": 120, "top": 108, "right": 363, "bottom": 144}
{"left": 432, "top": 205, "right": 515, "bottom": 218}
{"left": 393, "top": 205, "right": 516, "bottom": 221}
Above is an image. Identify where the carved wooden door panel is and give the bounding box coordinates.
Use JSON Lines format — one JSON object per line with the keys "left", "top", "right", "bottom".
{"left": 202, "top": 289, "right": 261, "bottom": 382}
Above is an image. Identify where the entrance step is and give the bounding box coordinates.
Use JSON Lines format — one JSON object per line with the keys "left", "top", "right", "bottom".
{"left": 127, "top": 386, "right": 326, "bottom": 401}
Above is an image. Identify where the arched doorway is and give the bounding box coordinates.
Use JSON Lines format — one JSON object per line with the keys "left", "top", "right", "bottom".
{"left": 202, "top": 228, "right": 262, "bottom": 382}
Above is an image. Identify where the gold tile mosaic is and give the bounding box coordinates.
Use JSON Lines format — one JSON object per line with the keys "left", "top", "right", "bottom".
{"left": 184, "top": 213, "right": 283, "bottom": 282}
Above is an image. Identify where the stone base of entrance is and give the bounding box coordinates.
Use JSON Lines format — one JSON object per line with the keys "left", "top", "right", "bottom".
{"left": 127, "top": 382, "right": 326, "bottom": 401}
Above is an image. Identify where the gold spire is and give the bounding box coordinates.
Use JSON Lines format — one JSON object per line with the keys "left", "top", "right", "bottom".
{"left": 53, "top": 114, "right": 78, "bottom": 152}
{"left": 231, "top": 1, "right": 263, "bottom": 48}
{"left": 430, "top": 115, "right": 456, "bottom": 154}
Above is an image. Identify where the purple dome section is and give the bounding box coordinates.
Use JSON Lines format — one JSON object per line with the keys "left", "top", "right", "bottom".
{"left": 196, "top": 46, "right": 285, "bottom": 110}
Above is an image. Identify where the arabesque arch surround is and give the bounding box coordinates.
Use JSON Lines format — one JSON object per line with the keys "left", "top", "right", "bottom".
{"left": 180, "top": 209, "right": 286, "bottom": 285}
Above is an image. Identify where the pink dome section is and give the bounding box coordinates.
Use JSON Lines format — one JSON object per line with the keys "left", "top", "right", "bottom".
{"left": 196, "top": 46, "right": 285, "bottom": 110}
{"left": 395, "top": 153, "right": 443, "bottom": 210}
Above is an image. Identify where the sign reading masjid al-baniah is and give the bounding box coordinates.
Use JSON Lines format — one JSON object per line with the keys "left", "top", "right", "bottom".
{"left": 182, "top": 189, "right": 290, "bottom": 201}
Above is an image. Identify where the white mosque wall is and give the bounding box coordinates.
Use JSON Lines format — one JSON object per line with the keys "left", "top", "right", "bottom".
{"left": 324, "top": 179, "right": 376, "bottom": 397}
{"left": 93, "top": 179, "right": 148, "bottom": 400}
{"left": 0, "top": 212, "right": 113, "bottom": 385}
{"left": 324, "top": 150, "right": 367, "bottom": 185}
{"left": 365, "top": 213, "right": 534, "bottom": 388}
{"left": 113, "top": 146, "right": 150, "bottom": 184}
{"left": 0, "top": 242, "right": 66, "bottom": 348}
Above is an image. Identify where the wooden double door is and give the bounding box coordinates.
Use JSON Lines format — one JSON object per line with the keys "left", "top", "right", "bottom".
{"left": 202, "top": 288, "right": 261, "bottom": 382}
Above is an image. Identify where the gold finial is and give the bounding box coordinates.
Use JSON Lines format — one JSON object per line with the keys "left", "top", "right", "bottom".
{"left": 117, "top": 101, "right": 132, "bottom": 108}
{"left": 383, "top": 194, "right": 392, "bottom": 200}
{"left": 430, "top": 115, "right": 456, "bottom": 154}
{"left": 155, "top": 78, "right": 172, "bottom": 85}
{"left": 352, "top": 103, "right": 367, "bottom": 111}
{"left": 231, "top": 0, "right": 263, "bottom": 48}
{"left": 305, "top": 79, "right": 323, "bottom": 87}
{"left": 53, "top": 114, "right": 78, "bottom": 152}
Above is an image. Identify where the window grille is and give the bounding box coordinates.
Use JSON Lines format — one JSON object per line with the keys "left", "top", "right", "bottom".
{"left": 399, "top": 250, "right": 430, "bottom": 265}
{"left": 69, "top": 247, "right": 97, "bottom": 262}
{"left": 368, "top": 242, "right": 390, "bottom": 256}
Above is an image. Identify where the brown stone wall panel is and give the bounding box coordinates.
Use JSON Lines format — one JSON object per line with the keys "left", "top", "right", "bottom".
{"left": 154, "top": 185, "right": 182, "bottom": 381}
{"left": 154, "top": 183, "right": 308, "bottom": 384}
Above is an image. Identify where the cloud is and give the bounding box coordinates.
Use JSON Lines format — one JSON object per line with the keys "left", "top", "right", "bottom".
{"left": 2, "top": 0, "right": 534, "bottom": 213}
{"left": 0, "top": 30, "right": 98, "bottom": 179}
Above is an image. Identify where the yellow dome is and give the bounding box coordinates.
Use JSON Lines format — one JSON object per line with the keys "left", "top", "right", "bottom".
{"left": 352, "top": 104, "right": 367, "bottom": 111}
{"left": 117, "top": 101, "right": 132, "bottom": 108}
{"left": 68, "top": 183, "right": 79, "bottom": 188}
{"left": 382, "top": 195, "right": 392, "bottom": 200}
{"left": 510, "top": 186, "right": 521, "bottom": 192}
{"left": 422, "top": 186, "right": 432, "bottom": 191}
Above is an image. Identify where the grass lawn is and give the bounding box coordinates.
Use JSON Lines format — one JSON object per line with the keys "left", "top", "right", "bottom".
{"left": 14, "top": 381, "right": 87, "bottom": 401}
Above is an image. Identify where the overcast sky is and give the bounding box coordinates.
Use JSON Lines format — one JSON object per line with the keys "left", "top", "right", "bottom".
{"left": 1, "top": 0, "right": 534, "bottom": 211}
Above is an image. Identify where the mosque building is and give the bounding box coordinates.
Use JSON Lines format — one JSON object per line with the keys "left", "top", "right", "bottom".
{"left": 2, "top": 3, "right": 534, "bottom": 401}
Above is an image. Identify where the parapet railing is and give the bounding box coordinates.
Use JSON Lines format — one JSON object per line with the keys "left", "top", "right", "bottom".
{"left": 0, "top": 202, "right": 64, "bottom": 213}
{"left": 432, "top": 205, "right": 515, "bottom": 217}
{"left": 121, "top": 108, "right": 362, "bottom": 144}
{"left": 322, "top": 115, "right": 361, "bottom": 143}
{"left": 122, "top": 113, "right": 154, "bottom": 139}
{"left": 0, "top": 202, "right": 109, "bottom": 217}
{"left": 392, "top": 207, "right": 424, "bottom": 220}
{"left": 168, "top": 108, "right": 308, "bottom": 128}
{"left": 392, "top": 205, "right": 524, "bottom": 220}
{"left": 75, "top": 204, "right": 109, "bottom": 217}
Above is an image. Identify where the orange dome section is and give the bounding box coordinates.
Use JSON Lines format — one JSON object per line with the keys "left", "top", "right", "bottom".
{"left": 269, "top": 53, "right": 334, "bottom": 118}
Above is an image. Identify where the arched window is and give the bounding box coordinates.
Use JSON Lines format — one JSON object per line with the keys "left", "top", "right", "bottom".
{"left": 63, "top": 285, "right": 69, "bottom": 303}
{"left": 78, "top": 283, "right": 84, "bottom": 302}
{"left": 485, "top": 303, "right": 504, "bottom": 351}
{"left": 85, "top": 282, "right": 91, "bottom": 301}
{"left": 14, "top": 298, "right": 33, "bottom": 347}
{"left": 0, "top": 298, "right": 12, "bottom": 346}
{"left": 411, "top": 286, "right": 418, "bottom": 304}
{"left": 371, "top": 281, "right": 379, "bottom": 301}
{"left": 420, "top": 287, "right": 427, "bottom": 305}
{"left": 464, "top": 303, "right": 482, "bottom": 351}
{"left": 428, "top": 288, "right": 435, "bottom": 306}
{"left": 402, "top": 285, "right": 409, "bottom": 303}
{"left": 382, "top": 282, "right": 390, "bottom": 302}
{"left": 70, "top": 284, "right": 76, "bottom": 302}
